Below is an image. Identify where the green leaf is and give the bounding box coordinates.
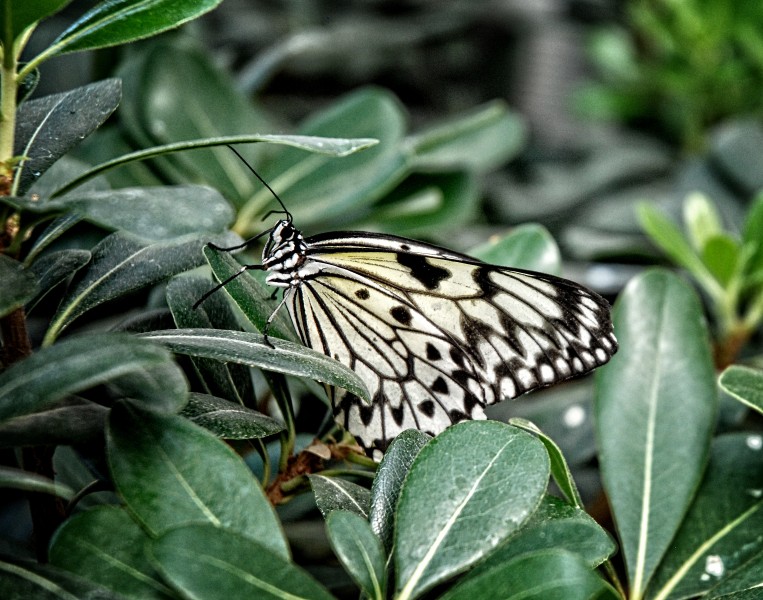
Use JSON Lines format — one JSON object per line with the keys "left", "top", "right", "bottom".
{"left": 438, "top": 549, "right": 619, "bottom": 600}
{"left": 0, "top": 466, "right": 74, "bottom": 501}
{"left": 707, "top": 550, "right": 763, "bottom": 599}
{"left": 637, "top": 203, "right": 721, "bottom": 298}
{"left": 362, "top": 171, "right": 478, "bottom": 237}
{"left": 683, "top": 192, "right": 724, "bottom": 252}
{"left": 15, "top": 186, "right": 234, "bottom": 240}
{"left": 701, "top": 234, "right": 740, "bottom": 287}
{"left": 201, "top": 245, "right": 297, "bottom": 342}
{"left": 107, "top": 401, "right": 289, "bottom": 558}
{"left": 239, "top": 87, "right": 408, "bottom": 233}
{"left": 0, "top": 558, "right": 125, "bottom": 600}
{"left": 0, "top": 254, "right": 38, "bottom": 318}
{"left": 468, "top": 223, "right": 562, "bottom": 275}
{"left": 473, "top": 495, "right": 616, "bottom": 571}
{"left": 394, "top": 421, "right": 549, "bottom": 599}
{"left": 719, "top": 365, "right": 763, "bottom": 415}
{"left": 13, "top": 79, "right": 122, "bottom": 195}
{"left": 180, "top": 392, "right": 284, "bottom": 439}
{"left": 369, "top": 429, "right": 430, "bottom": 553}
{"left": 150, "top": 524, "right": 335, "bottom": 600}
{"left": 0, "top": 333, "right": 179, "bottom": 423}
{"left": 45, "top": 230, "right": 237, "bottom": 343}
{"left": 49, "top": 0, "right": 224, "bottom": 55}
{"left": 0, "top": 403, "right": 108, "bottom": 448}
{"left": 23, "top": 214, "right": 82, "bottom": 265}
{"left": 139, "top": 328, "right": 370, "bottom": 403}
{"left": 0, "top": 0, "right": 73, "bottom": 43}
{"left": 647, "top": 434, "right": 763, "bottom": 599}
{"left": 26, "top": 249, "right": 90, "bottom": 311}
{"left": 510, "top": 418, "right": 583, "bottom": 508}
{"left": 309, "top": 474, "right": 371, "bottom": 518}
{"left": 167, "top": 276, "right": 256, "bottom": 405}
{"left": 743, "top": 192, "right": 763, "bottom": 274}
{"left": 326, "top": 511, "right": 386, "bottom": 600}
{"left": 49, "top": 506, "right": 174, "bottom": 599}
{"left": 117, "top": 43, "right": 270, "bottom": 206}
{"left": 407, "top": 100, "right": 526, "bottom": 173}
{"left": 595, "top": 269, "right": 717, "bottom": 596}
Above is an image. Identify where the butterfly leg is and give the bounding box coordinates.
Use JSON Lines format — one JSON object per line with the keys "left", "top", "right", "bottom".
{"left": 262, "top": 291, "right": 290, "bottom": 349}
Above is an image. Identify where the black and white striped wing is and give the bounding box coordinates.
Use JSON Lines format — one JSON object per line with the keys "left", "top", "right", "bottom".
{"left": 286, "top": 232, "right": 617, "bottom": 458}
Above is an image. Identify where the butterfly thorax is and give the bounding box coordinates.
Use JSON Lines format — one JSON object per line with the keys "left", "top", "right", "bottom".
{"left": 262, "top": 220, "right": 308, "bottom": 288}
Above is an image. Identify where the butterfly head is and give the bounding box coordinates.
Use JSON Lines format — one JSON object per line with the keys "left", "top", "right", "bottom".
{"left": 262, "top": 219, "right": 307, "bottom": 282}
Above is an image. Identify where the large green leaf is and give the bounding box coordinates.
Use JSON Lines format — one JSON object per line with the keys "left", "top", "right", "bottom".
{"left": 647, "top": 434, "right": 763, "bottom": 599}
{"left": 468, "top": 223, "right": 562, "bottom": 275}
{"left": 326, "top": 511, "right": 386, "bottom": 600}
{"left": 0, "top": 333, "right": 181, "bottom": 422}
{"left": 407, "top": 100, "right": 526, "bottom": 173}
{"left": 369, "top": 429, "right": 430, "bottom": 553}
{"left": 167, "top": 275, "right": 256, "bottom": 405}
{"left": 438, "top": 549, "right": 619, "bottom": 600}
{"left": 466, "top": 495, "right": 616, "bottom": 576}
{"left": 595, "top": 269, "right": 717, "bottom": 596}
{"left": 394, "top": 421, "right": 549, "bottom": 599}
{"left": 150, "top": 524, "right": 334, "bottom": 600}
{"left": 139, "top": 328, "right": 369, "bottom": 403}
{"left": 49, "top": 506, "right": 173, "bottom": 599}
{"left": 239, "top": 87, "right": 409, "bottom": 233}
{"left": 107, "top": 401, "right": 288, "bottom": 558}
{"left": 45, "top": 230, "right": 237, "bottom": 343}
{"left": 13, "top": 79, "right": 122, "bottom": 195}
{"left": 49, "top": 0, "right": 223, "bottom": 55}
{"left": 26, "top": 249, "right": 90, "bottom": 311}
{"left": 13, "top": 186, "right": 234, "bottom": 240}
{"left": 0, "top": 558, "right": 125, "bottom": 600}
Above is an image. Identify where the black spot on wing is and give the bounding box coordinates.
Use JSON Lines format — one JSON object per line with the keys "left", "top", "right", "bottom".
{"left": 396, "top": 253, "right": 450, "bottom": 290}
{"left": 426, "top": 343, "right": 441, "bottom": 361}
{"left": 390, "top": 305, "right": 412, "bottom": 325}
{"left": 432, "top": 376, "right": 449, "bottom": 394}
{"left": 355, "top": 288, "right": 370, "bottom": 300}
{"left": 418, "top": 400, "right": 435, "bottom": 418}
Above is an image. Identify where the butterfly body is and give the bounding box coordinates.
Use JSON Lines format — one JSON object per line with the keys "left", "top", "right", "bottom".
{"left": 259, "top": 219, "right": 617, "bottom": 459}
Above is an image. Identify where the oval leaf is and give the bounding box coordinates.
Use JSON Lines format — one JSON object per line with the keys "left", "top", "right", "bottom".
{"left": 309, "top": 474, "right": 371, "bottom": 518}
{"left": 150, "top": 524, "right": 333, "bottom": 600}
{"left": 139, "top": 328, "right": 369, "bottom": 403}
{"left": 14, "top": 79, "right": 122, "bottom": 195}
{"left": 107, "top": 401, "right": 288, "bottom": 558}
{"left": 468, "top": 223, "right": 562, "bottom": 275}
{"left": 46, "top": 230, "right": 237, "bottom": 342}
{"left": 326, "top": 511, "right": 386, "bottom": 600}
{"left": 439, "top": 549, "right": 619, "bottom": 600}
{"left": 0, "top": 333, "right": 176, "bottom": 422}
{"left": 719, "top": 365, "right": 763, "bottom": 416}
{"left": 50, "top": 0, "right": 223, "bottom": 55}
{"left": 595, "top": 269, "right": 717, "bottom": 596}
{"left": 180, "top": 393, "right": 284, "bottom": 439}
{"left": 394, "top": 421, "right": 549, "bottom": 598}
{"left": 167, "top": 276, "right": 256, "bottom": 405}
{"left": 49, "top": 506, "right": 173, "bottom": 599}
{"left": 647, "top": 433, "right": 763, "bottom": 599}
{"left": 16, "top": 186, "right": 234, "bottom": 240}
{"left": 369, "top": 429, "right": 430, "bottom": 552}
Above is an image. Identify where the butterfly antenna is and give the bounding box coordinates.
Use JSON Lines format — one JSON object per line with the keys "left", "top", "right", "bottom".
{"left": 227, "top": 144, "right": 292, "bottom": 222}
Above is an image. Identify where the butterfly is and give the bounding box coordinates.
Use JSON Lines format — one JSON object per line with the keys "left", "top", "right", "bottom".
{"left": 198, "top": 153, "right": 618, "bottom": 460}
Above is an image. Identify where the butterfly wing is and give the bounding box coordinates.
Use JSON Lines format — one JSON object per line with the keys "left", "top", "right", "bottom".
{"left": 287, "top": 232, "right": 617, "bottom": 457}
